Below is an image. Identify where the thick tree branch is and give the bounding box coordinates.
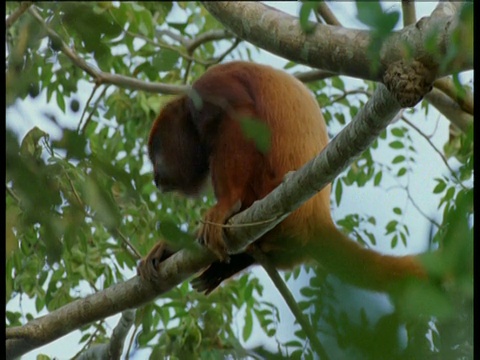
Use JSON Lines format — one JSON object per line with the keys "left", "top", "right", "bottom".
{"left": 202, "top": 2, "right": 472, "bottom": 82}
{"left": 6, "top": 82, "right": 403, "bottom": 359}
{"left": 29, "top": 3, "right": 473, "bottom": 131}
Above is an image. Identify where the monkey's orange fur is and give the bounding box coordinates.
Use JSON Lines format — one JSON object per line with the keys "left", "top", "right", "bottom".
{"left": 139, "top": 62, "right": 425, "bottom": 294}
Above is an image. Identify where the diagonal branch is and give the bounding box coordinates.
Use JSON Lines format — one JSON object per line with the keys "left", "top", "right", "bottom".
{"left": 316, "top": 2, "right": 341, "bottom": 26}
{"left": 6, "top": 83, "right": 402, "bottom": 359}
{"left": 6, "top": 2, "right": 33, "bottom": 29}
{"left": 222, "top": 84, "right": 401, "bottom": 253}
{"left": 251, "top": 245, "right": 330, "bottom": 359}
{"left": 433, "top": 77, "right": 474, "bottom": 116}
{"left": 424, "top": 88, "right": 473, "bottom": 133}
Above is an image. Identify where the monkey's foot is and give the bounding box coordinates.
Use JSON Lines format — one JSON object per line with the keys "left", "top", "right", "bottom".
{"left": 137, "top": 242, "right": 176, "bottom": 283}
{"left": 191, "top": 253, "right": 255, "bottom": 295}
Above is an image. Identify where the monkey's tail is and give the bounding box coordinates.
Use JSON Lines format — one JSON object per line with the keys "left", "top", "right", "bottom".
{"left": 310, "top": 226, "right": 426, "bottom": 292}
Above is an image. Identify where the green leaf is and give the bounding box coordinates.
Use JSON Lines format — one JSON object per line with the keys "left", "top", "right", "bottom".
{"left": 400, "top": 231, "right": 407, "bottom": 247}
{"left": 391, "top": 234, "right": 398, "bottom": 248}
{"left": 393, "top": 207, "right": 402, "bottom": 215}
{"left": 82, "top": 175, "right": 121, "bottom": 229}
{"left": 159, "top": 221, "right": 194, "bottom": 249}
{"left": 300, "top": 287, "right": 316, "bottom": 298}
{"left": 335, "top": 179, "right": 343, "bottom": 206}
{"left": 56, "top": 90, "right": 66, "bottom": 112}
{"left": 332, "top": 77, "right": 345, "bottom": 91}
{"left": 52, "top": 129, "right": 87, "bottom": 160}
{"left": 19, "top": 126, "right": 49, "bottom": 158}
{"left": 239, "top": 117, "right": 271, "bottom": 154}
{"left": 243, "top": 309, "right": 253, "bottom": 342}
{"left": 356, "top": 1, "right": 384, "bottom": 28}
{"left": 391, "top": 128, "right": 405, "bottom": 137}
{"left": 334, "top": 112, "right": 346, "bottom": 125}
{"left": 401, "top": 282, "right": 454, "bottom": 319}
{"left": 299, "top": 2, "right": 316, "bottom": 33}
{"left": 385, "top": 220, "right": 398, "bottom": 234}
{"left": 373, "top": 171, "right": 382, "bottom": 186}
{"left": 356, "top": 1, "right": 399, "bottom": 32}
{"left": 389, "top": 140, "right": 404, "bottom": 149}
{"left": 397, "top": 167, "right": 407, "bottom": 177}
{"left": 433, "top": 180, "right": 447, "bottom": 194}
{"left": 152, "top": 49, "right": 181, "bottom": 72}
{"left": 392, "top": 155, "right": 405, "bottom": 164}
{"left": 445, "top": 187, "right": 456, "bottom": 201}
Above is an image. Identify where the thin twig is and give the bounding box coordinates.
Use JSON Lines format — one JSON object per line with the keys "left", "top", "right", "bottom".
{"left": 6, "top": 2, "right": 33, "bottom": 29}
{"left": 250, "top": 245, "right": 330, "bottom": 360}
{"left": 77, "top": 84, "right": 100, "bottom": 133}
{"left": 64, "top": 170, "right": 142, "bottom": 259}
{"left": 401, "top": 0, "right": 417, "bottom": 27}
{"left": 199, "top": 216, "right": 278, "bottom": 228}
{"left": 385, "top": 184, "right": 442, "bottom": 229}
{"left": 6, "top": 185, "right": 21, "bottom": 204}
{"left": 424, "top": 88, "right": 473, "bottom": 133}
{"left": 79, "top": 85, "right": 110, "bottom": 134}
{"left": 401, "top": 116, "right": 468, "bottom": 190}
{"left": 156, "top": 29, "right": 186, "bottom": 44}
{"left": 209, "top": 37, "right": 242, "bottom": 66}
{"left": 28, "top": 7, "right": 188, "bottom": 95}
{"left": 324, "top": 89, "right": 371, "bottom": 107}
{"left": 111, "top": 229, "right": 142, "bottom": 260}
{"left": 185, "top": 29, "right": 234, "bottom": 54}
{"left": 316, "top": 2, "right": 341, "bottom": 26}
{"left": 295, "top": 69, "right": 336, "bottom": 83}
{"left": 434, "top": 77, "right": 474, "bottom": 116}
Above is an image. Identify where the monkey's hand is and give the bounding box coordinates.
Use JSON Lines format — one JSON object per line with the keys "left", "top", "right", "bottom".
{"left": 198, "top": 200, "right": 242, "bottom": 263}
{"left": 137, "top": 242, "right": 176, "bottom": 283}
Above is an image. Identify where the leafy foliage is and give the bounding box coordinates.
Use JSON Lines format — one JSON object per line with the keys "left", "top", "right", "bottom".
{"left": 6, "top": 2, "right": 473, "bottom": 359}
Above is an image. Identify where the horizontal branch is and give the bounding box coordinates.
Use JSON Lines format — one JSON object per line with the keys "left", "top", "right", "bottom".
{"left": 202, "top": 2, "right": 472, "bottom": 82}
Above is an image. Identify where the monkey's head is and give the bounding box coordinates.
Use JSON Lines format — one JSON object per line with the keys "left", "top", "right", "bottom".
{"left": 148, "top": 96, "right": 210, "bottom": 196}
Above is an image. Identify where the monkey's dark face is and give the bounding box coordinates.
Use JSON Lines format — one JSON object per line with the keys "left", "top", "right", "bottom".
{"left": 148, "top": 97, "right": 210, "bottom": 197}
{"left": 149, "top": 141, "right": 177, "bottom": 193}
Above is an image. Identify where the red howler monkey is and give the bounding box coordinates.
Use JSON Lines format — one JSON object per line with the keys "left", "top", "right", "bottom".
{"left": 138, "top": 61, "right": 425, "bottom": 294}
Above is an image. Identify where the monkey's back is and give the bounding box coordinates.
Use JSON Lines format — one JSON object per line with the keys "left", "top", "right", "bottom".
{"left": 196, "top": 62, "right": 334, "bottom": 266}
